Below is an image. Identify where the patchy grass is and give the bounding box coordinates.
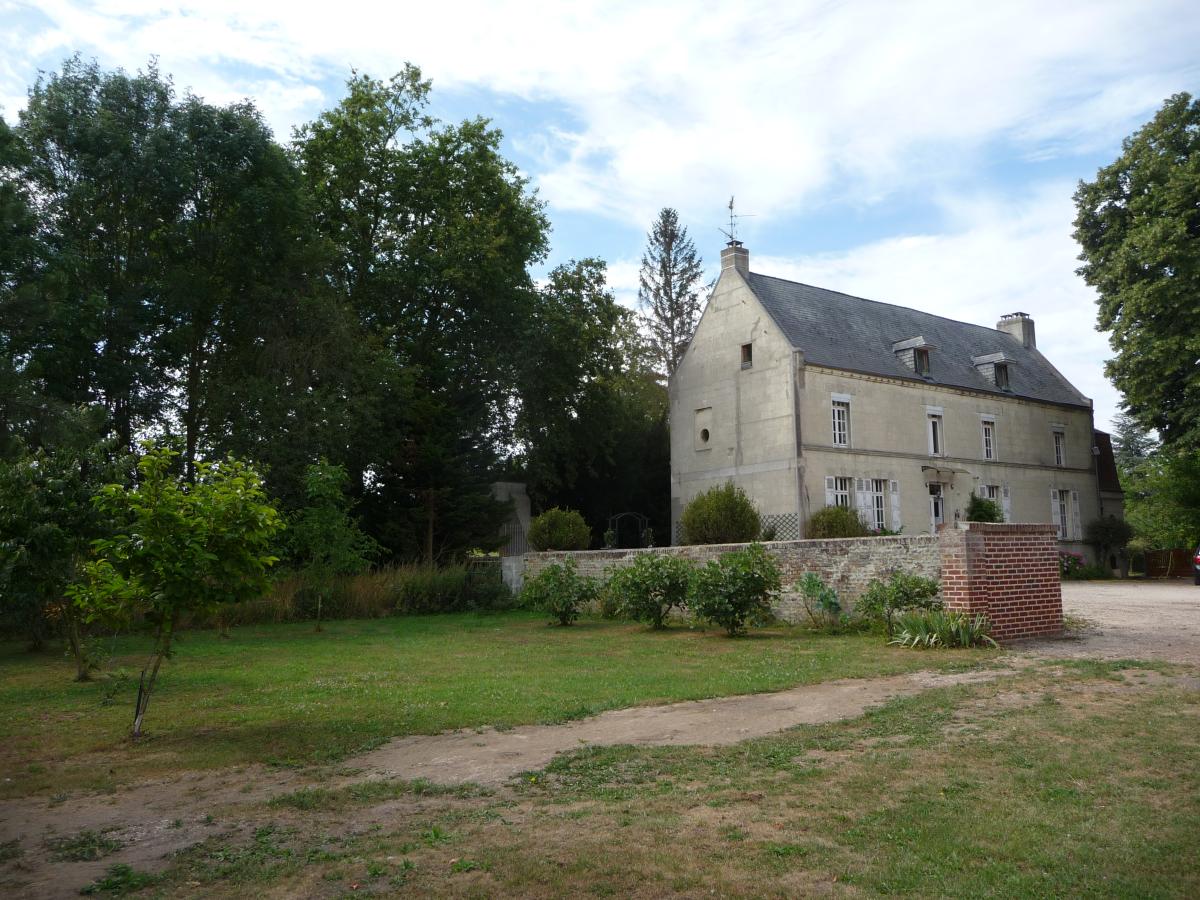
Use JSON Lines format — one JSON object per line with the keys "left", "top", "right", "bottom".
{"left": 268, "top": 777, "right": 491, "bottom": 812}
{"left": 80, "top": 863, "right": 159, "bottom": 896}
{"left": 0, "top": 611, "right": 993, "bottom": 797}
{"left": 46, "top": 829, "right": 124, "bottom": 862}
{"left": 140, "top": 663, "right": 1200, "bottom": 898}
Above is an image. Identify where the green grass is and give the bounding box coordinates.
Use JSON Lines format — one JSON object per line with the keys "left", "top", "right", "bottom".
{"left": 45, "top": 829, "right": 124, "bottom": 862}
{"left": 0, "top": 611, "right": 992, "bottom": 797}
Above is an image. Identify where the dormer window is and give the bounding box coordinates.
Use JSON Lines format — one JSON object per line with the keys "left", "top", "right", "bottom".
{"left": 914, "top": 348, "right": 930, "bottom": 376}
{"left": 971, "top": 352, "right": 1016, "bottom": 390}
{"left": 994, "top": 363, "right": 1009, "bottom": 389}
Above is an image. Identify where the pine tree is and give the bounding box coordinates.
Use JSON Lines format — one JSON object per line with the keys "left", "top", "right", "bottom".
{"left": 637, "top": 208, "right": 705, "bottom": 377}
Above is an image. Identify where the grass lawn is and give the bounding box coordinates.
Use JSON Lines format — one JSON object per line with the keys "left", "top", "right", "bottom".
{"left": 0, "top": 611, "right": 992, "bottom": 798}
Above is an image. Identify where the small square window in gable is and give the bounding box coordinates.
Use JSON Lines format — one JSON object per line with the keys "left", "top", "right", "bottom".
{"left": 694, "top": 407, "right": 712, "bottom": 451}
{"left": 740, "top": 343, "right": 753, "bottom": 369}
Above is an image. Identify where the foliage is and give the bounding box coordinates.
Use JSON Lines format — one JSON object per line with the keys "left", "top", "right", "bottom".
{"left": 680, "top": 482, "right": 761, "bottom": 545}
{"left": 520, "top": 560, "right": 600, "bottom": 626}
{"left": 1085, "top": 515, "right": 1134, "bottom": 565}
{"left": 888, "top": 610, "right": 997, "bottom": 649}
{"left": 689, "top": 543, "right": 781, "bottom": 636}
{"left": 47, "top": 829, "right": 123, "bottom": 861}
{"left": 637, "top": 208, "right": 707, "bottom": 377}
{"left": 1120, "top": 447, "right": 1200, "bottom": 550}
{"left": 69, "top": 444, "right": 282, "bottom": 737}
{"left": 796, "top": 573, "right": 849, "bottom": 631}
{"left": 288, "top": 460, "right": 380, "bottom": 630}
{"left": 528, "top": 507, "right": 592, "bottom": 551}
{"left": 1074, "top": 92, "right": 1200, "bottom": 450}
{"left": 607, "top": 554, "right": 695, "bottom": 628}
{"left": 1111, "top": 412, "right": 1157, "bottom": 473}
{"left": 965, "top": 493, "right": 1004, "bottom": 523}
{"left": 806, "top": 505, "right": 870, "bottom": 539}
{"left": 81, "top": 863, "right": 160, "bottom": 895}
{"left": 856, "top": 572, "right": 942, "bottom": 635}
{"left": 1059, "top": 551, "right": 1111, "bottom": 581}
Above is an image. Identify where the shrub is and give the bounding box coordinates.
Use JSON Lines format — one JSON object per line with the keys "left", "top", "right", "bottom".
{"left": 965, "top": 492, "right": 1004, "bottom": 523}
{"left": 796, "top": 573, "right": 848, "bottom": 631}
{"left": 608, "top": 554, "right": 696, "bottom": 628}
{"left": 857, "top": 572, "right": 942, "bottom": 635}
{"left": 528, "top": 508, "right": 592, "bottom": 551}
{"left": 1085, "top": 515, "right": 1133, "bottom": 567}
{"left": 520, "top": 559, "right": 599, "bottom": 626}
{"left": 1060, "top": 551, "right": 1111, "bottom": 581}
{"left": 888, "top": 609, "right": 997, "bottom": 649}
{"left": 805, "top": 505, "right": 869, "bottom": 538}
{"left": 680, "top": 483, "right": 761, "bottom": 545}
{"left": 690, "top": 543, "right": 781, "bottom": 636}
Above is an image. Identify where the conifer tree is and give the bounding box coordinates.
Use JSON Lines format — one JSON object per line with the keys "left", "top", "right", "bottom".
{"left": 637, "top": 208, "right": 705, "bottom": 377}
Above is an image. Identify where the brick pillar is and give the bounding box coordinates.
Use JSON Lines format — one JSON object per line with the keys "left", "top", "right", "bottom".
{"left": 937, "top": 522, "right": 1062, "bottom": 641}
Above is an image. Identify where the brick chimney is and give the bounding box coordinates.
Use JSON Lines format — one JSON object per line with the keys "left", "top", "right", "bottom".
{"left": 720, "top": 240, "right": 749, "bottom": 275}
{"left": 997, "top": 312, "right": 1036, "bottom": 349}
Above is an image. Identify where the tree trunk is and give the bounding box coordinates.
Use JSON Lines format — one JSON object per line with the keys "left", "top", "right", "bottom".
{"left": 65, "top": 609, "right": 91, "bottom": 682}
{"left": 132, "top": 614, "right": 176, "bottom": 740}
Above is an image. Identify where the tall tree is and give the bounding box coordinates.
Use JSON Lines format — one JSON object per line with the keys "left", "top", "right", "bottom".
{"left": 637, "top": 208, "right": 706, "bottom": 378}
{"left": 1074, "top": 92, "right": 1200, "bottom": 450}
{"left": 1111, "top": 411, "right": 1157, "bottom": 475}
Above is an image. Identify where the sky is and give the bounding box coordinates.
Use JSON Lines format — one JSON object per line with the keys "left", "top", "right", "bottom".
{"left": 3, "top": 0, "right": 1198, "bottom": 431}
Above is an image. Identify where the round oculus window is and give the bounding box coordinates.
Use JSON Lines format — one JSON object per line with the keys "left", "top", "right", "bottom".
{"left": 700, "top": 428, "right": 710, "bottom": 443}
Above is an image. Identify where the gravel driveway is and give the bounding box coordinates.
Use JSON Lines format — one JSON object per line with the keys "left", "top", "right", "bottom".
{"left": 1022, "top": 579, "right": 1200, "bottom": 665}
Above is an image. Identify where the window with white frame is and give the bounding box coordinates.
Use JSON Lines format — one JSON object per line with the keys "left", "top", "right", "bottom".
{"left": 928, "top": 413, "right": 944, "bottom": 456}
{"left": 831, "top": 398, "right": 851, "bottom": 447}
{"left": 1053, "top": 429, "right": 1066, "bottom": 467}
{"left": 981, "top": 418, "right": 995, "bottom": 460}
{"left": 1054, "top": 488, "right": 1069, "bottom": 539}
{"left": 871, "top": 479, "right": 887, "bottom": 531}
{"left": 833, "top": 476, "right": 852, "bottom": 508}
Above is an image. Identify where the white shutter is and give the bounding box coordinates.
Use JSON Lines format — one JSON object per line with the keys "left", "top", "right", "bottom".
{"left": 1070, "top": 490, "right": 1082, "bottom": 541}
{"left": 824, "top": 476, "right": 836, "bottom": 507}
{"left": 1050, "top": 487, "right": 1061, "bottom": 538}
{"left": 855, "top": 478, "right": 872, "bottom": 526}
{"left": 1001, "top": 484, "right": 1012, "bottom": 523}
{"left": 889, "top": 480, "right": 902, "bottom": 531}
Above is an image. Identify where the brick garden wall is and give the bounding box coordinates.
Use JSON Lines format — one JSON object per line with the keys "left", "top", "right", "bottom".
{"left": 516, "top": 523, "right": 1064, "bottom": 642}
{"left": 938, "top": 522, "right": 1063, "bottom": 641}
{"left": 520, "top": 535, "right": 941, "bottom": 623}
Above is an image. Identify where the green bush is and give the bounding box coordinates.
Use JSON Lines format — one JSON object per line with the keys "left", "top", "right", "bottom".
{"left": 520, "top": 559, "right": 600, "bottom": 626}
{"left": 806, "top": 505, "right": 869, "bottom": 538}
{"left": 856, "top": 571, "right": 942, "bottom": 635}
{"left": 796, "top": 573, "right": 848, "bottom": 631}
{"left": 528, "top": 508, "right": 592, "bottom": 551}
{"left": 888, "top": 609, "right": 997, "bottom": 649}
{"left": 680, "top": 482, "right": 761, "bottom": 545}
{"left": 690, "top": 543, "right": 781, "bottom": 636}
{"left": 965, "top": 493, "right": 1004, "bottom": 522}
{"left": 1085, "top": 515, "right": 1133, "bottom": 566}
{"left": 608, "top": 554, "right": 696, "bottom": 628}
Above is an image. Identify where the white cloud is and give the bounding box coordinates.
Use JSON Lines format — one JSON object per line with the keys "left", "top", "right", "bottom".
{"left": 752, "top": 182, "right": 1122, "bottom": 431}
{"left": 5, "top": 0, "right": 1196, "bottom": 223}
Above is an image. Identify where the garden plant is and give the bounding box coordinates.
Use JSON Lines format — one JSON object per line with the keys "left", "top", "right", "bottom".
{"left": 689, "top": 543, "right": 781, "bottom": 636}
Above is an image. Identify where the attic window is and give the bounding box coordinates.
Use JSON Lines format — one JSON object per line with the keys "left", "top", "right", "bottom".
{"left": 994, "top": 363, "right": 1010, "bottom": 389}
{"left": 740, "top": 343, "right": 753, "bottom": 369}
{"left": 914, "top": 348, "right": 931, "bottom": 376}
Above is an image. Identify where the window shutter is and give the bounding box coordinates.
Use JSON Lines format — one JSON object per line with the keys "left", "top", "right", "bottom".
{"left": 1070, "top": 490, "right": 1082, "bottom": 541}
{"left": 855, "top": 478, "right": 872, "bottom": 526}
{"left": 889, "top": 480, "right": 902, "bottom": 531}
{"left": 824, "top": 476, "right": 836, "bottom": 507}
{"left": 1050, "top": 487, "right": 1060, "bottom": 538}
{"left": 1001, "top": 484, "right": 1012, "bottom": 523}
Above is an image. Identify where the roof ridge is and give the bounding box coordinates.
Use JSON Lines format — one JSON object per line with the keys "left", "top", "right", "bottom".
{"left": 745, "top": 271, "right": 1012, "bottom": 338}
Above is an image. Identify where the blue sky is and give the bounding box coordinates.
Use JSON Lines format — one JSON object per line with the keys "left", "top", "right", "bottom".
{"left": 3, "top": 0, "right": 1199, "bottom": 430}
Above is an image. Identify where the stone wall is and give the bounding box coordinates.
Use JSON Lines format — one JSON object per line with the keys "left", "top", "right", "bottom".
{"left": 939, "top": 522, "right": 1062, "bottom": 640}
{"left": 520, "top": 535, "right": 941, "bottom": 622}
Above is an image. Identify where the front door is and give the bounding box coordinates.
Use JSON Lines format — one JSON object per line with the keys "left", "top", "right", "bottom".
{"left": 928, "top": 483, "right": 944, "bottom": 532}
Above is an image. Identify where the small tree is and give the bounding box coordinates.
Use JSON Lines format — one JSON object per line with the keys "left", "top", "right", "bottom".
{"left": 520, "top": 559, "right": 599, "bottom": 626}
{"left": 528, "top": 508, "right": 592, "bottom": 551}
{"left": 1085, "top": 515, "right": 1134, "bottom": 569}
{"left": 608, "top": 553, "right": 695, "bottom": 628}
{"left": 680, "top": 482, "right": 761, "bottom": 545}
{"left": 690, "top": 543, "right": 781, "bottom": 636}
{"left": 290, "top": 460, "right": 381, "bottom": 631}
{"left": 856, "top": 572, "right": 942, "bottom": 636}
{"left": 806, "top": 505, "right": 869, "bottom": 538}
{"left": 70, "top": 445, "right": 283, "bottom": 738}
{"left": 965, "top": 493, "right": 1004, "bottom": 523}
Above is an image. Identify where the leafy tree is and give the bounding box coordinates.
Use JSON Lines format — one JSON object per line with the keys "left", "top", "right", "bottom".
{"left": 680, "top": 482, "right": 761, "bottom": 545}
{"left": 638, "top": 208, "right": 706, "bottom": 377}
{"left": 0, "top": 411, "right": 127, "bottom": 674}
{"left": 70, "top": 445, "right": 282, "bottom": 738}
{"left": 690, "top": 543, "right": 781, "bottom": 636}
{"left": 519, "top": 559, "right": 599, "bottom": 626}
{"left": 1121, "top": 449, "right": 1200, "bottom": 550}
{"left": 527, "top": 508, "right": 592, "bottom": 551}
{"left": 608, "top": 553, "right": 695, "bottom": 628}
{"left": 1074, "top": 93, "right": 1200, "bottom": 450}
{"left": 965, "top": 493, "right": 1004, "bottom": 523}
{"left": 1085, "top": 515, "right": 1134, "bottom": 568}
{"left": 290, "top": 460, "right": 381, "bottom": 631}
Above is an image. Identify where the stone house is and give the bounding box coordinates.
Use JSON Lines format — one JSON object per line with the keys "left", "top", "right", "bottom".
{"left": 669, "top": 240, "right": 1124, "bottom": 560}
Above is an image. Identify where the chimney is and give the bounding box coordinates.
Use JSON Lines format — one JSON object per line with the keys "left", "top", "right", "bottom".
{"left": 720, "top": 240, "right": 749, "bottom": 275}
{"left": 997, "top": 312, "right": 1036, "bottom": 349}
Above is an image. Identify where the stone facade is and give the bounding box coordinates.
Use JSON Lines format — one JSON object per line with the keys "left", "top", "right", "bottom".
{"left": 939, "top": 523, "right": 1062, "bottom": 640}
{"left": 517, "top": 524, "right": 1064, "bottom": 642}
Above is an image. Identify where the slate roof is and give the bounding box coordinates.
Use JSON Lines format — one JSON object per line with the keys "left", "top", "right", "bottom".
{"left": 743, "top": 271, "right": 1091, "bottom": 409}
{"left": 1092, "top": 431, "right": 1123, "bottom": 493}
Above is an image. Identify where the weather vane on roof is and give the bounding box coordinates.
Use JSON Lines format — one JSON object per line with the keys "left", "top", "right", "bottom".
{"left": 719, "top": 195, "right": 754, "bottom": 244}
